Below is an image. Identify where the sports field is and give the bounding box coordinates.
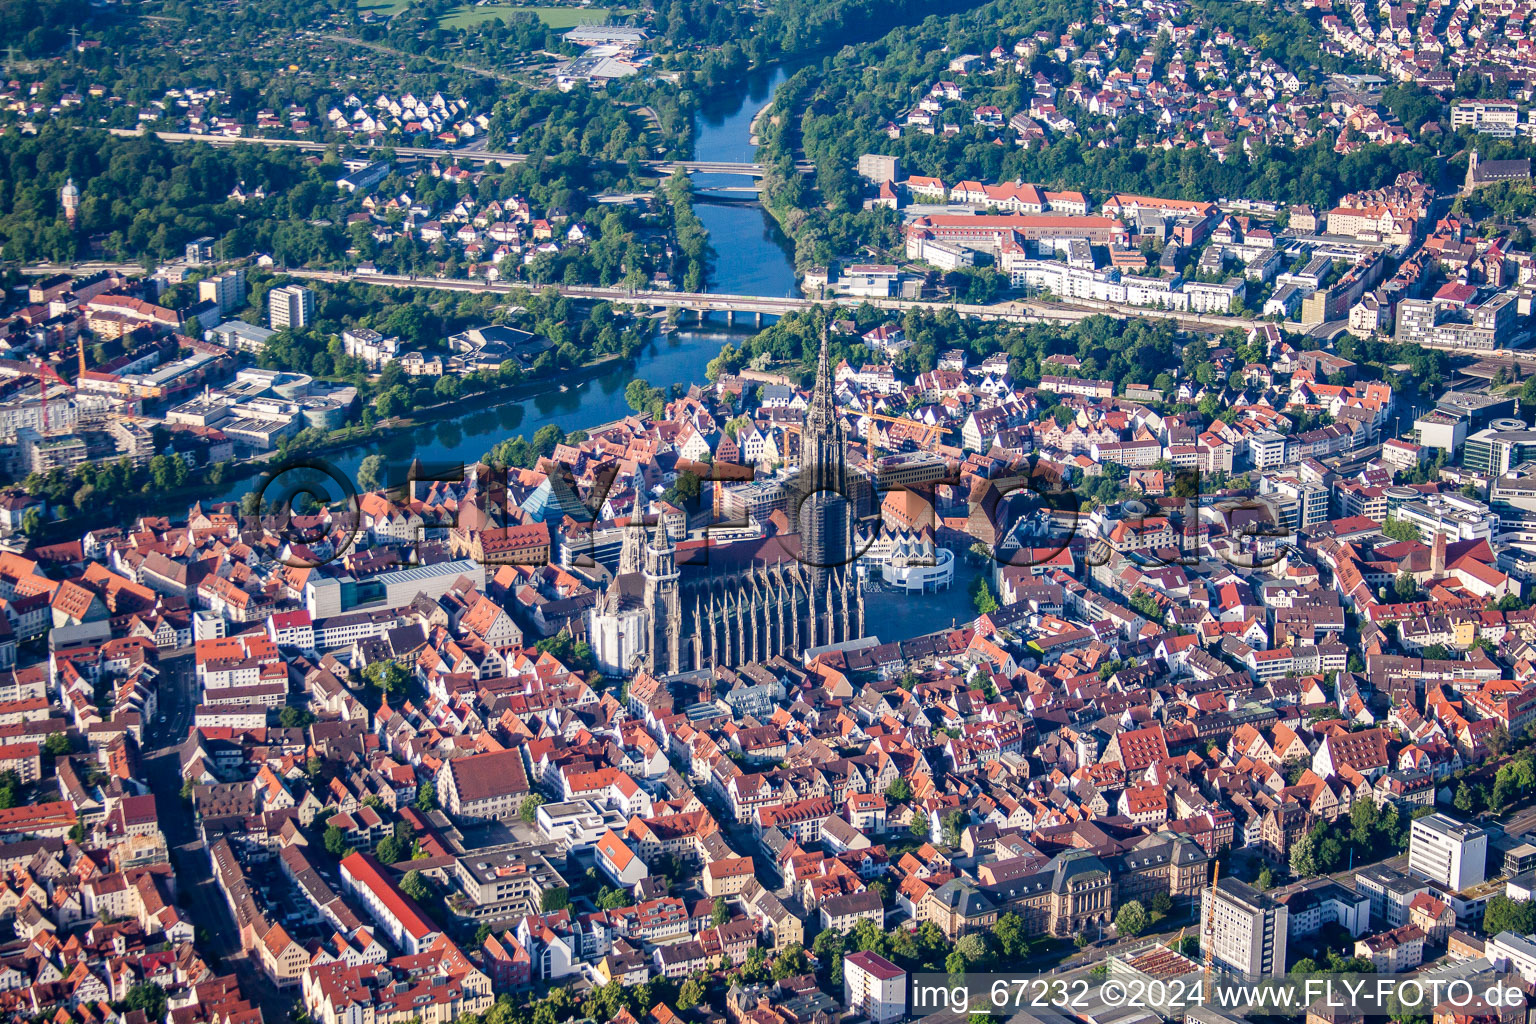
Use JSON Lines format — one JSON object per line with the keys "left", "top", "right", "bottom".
{"left": 439, "top": 4, "right": 636, "bottom": 29}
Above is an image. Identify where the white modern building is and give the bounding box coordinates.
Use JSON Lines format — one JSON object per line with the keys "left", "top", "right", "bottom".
{"left": 534, "top": 799, "right": 627, "bottom": 852}
{"left": 1409, "top": 813, "right": 1488, "bottom": 893}
{"left": 1201, "top": 876, "right": 1288, "bottom": 978}
{"left": 859, "top": 533, "right": 955, "bottom": 593}
{"left": 1488, "top": 931, "right": 1536, "bottom": 983}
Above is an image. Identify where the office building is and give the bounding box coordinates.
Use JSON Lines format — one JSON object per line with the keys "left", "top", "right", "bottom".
{"left": 1412, "top": 411, "right": 1469, "bottom": 454}
{"left": 268, "top": 284, "right": 314, "bottom": 331}
{"left": 844, "top": 951, "right": 907, "bottom": 1023}
{"left": 1354, "top": 865, "right": 1432, "bottom": 928}
{"left": 186, "top": 236, "right": 215, "bottom": 263}
{"left": 1451, "top": 102, "right": 1520, "bottom": 132}
{"left": 1488, "top": 931, "right": 1536, "bottom": 983}
{"left": 1391, "top": 493, "right": 1499, "bottom": 543}
{"left": 1409, "top": 813, "right": 1488, "bottom": 892}
{"left": 1465, "top": 428, "right": 1536, "bottom": 478}
{"left": 856, "top": 154, "right": 902, "bottom": 184}
{"left": 1268, "top": 878, "right": 1372, "bottom": 938}
{"left": 1395, "top": 291, "right": 1518, "bottom": 351}
{"left": 1201, "top": 876, "right": 1288, "bottom": 978}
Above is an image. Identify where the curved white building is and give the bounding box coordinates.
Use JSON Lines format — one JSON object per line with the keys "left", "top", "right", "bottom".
{"left": 859, "top": 530, "right": 955, "bottom": 593}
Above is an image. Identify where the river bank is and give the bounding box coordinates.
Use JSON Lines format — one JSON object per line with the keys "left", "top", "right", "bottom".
{"left": 206, "top": 349, "right": 630, "bottom": 500}
{"left": 191, "top": 66, "right": 809, "bottom": 506}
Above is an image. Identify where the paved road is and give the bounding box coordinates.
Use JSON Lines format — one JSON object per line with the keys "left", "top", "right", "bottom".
{"left": 144, "top": 651, "right": 292, "bottom": 1019}
{"left": 147, "top": 746, "right": 291, "bottom": 1020}
{"left": 146, "top": 647, "right": 196, "bottom": 752}
{"left": 17, "top": 260, "right": 1536, "bottom": 357}
{"left": 273, "top": 268, "right": 1295, "bottom": 337}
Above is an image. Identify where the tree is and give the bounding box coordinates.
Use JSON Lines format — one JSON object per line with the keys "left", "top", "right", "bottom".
{"left": 1150, "top": 891, "right": 1173, "bottom": 917}
{"left": 1488, "top": 724, "right": 1512, "bottom": 759}
{"left": 363, "top": 660, "right": 409, "bottom": 698}
{"left": 677, "top": 977, "right": 706, "bottom": 1010}
{"left": 400, "top": 869, "right": 432, "bottom": 903}
{"left": 376, "top": 833, "right": 405, "bottom": 865}
{"left": 1129, "top": 588, "right": 1161, "bottom": 620}
{"left": 992, "top": 912, "right": 1026, "bottom": 956}
{"left": 416, "top": 779, "right": 437, "bottom": 811}
{"left": 597, "top": 885, "right": 633, "bottom": 909}
{"left": 941, "top": 809, "right": 969, "bottom": 848}
{"left": 542, "top": 886, "right": 571, "bottom": 912}
{"left": 125, "top": 983, "right": 168, "bottom": 1021}
{"left": 712, "top": 897, "right": 731, "bottom": 926}
{"left": 1484, "top": 895, "right": 1536, "bottom": 938}
{"left": 1115, "top": 900, "right": 1149, "bottom": 938}
{"left": 1453, "top": 781, "right": 1480, "bottom": 815}
{"left": 43, "top": 733, "right": 71, "bottom": 757}
{"left": 885, "top": 778, "right": 912, "bottom": 801}
{"left": 626, "top": 378, "right": 663, "bottom": 414}
{"left": 1290, "top": 830, "right": 1319, "bottom": 877}
{"left": 20, "top": 507, "right": 42, "bottom": 538}
{"left": 970, "top": 576, "right": 999, "bottom": 615}
{"left": 356, "top": 454, "right": 386, "bottom": 493}
{"left": 323, "top": 824, "right": 348, "bottom": 856}
{"left": 955, "top": 933, "right": 989, "bottom": 965}
{"left": 1349, "top": 798, "right": 1379, "bottom": 845}
{"left": 665, "top": 470, "right": 701, "bottom": 505}
{"left": 771, "top": 944, "right": 808, "bottom": 980}
{"left": 1074, "top": 932, "right": 1091, "bottom": 949}
{"left": 520, "top": 794, "right": 546, "bottom": 823}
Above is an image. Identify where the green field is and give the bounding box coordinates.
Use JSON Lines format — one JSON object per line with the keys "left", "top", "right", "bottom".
{"left": 439, "top": 4, "right": 637, "bottom": 28}
{"left": 358, "top": 0, "right": 411, "bottom": 16}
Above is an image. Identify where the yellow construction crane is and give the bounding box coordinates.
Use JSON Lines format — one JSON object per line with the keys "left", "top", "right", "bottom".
{"left": 1203, "top": 860, "right": 1219, "bottom": 987}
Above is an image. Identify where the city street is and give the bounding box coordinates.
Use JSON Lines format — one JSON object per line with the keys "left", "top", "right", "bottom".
{"left": 146, "top": 648, "right": 196, "bottom": 752}
{"left": 142, "top": 651, "right": 292, "bottom": 1022}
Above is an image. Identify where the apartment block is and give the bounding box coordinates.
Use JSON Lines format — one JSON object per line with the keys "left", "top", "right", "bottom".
{"left": 268, "top": 284, "right": 315, "bottom": 331}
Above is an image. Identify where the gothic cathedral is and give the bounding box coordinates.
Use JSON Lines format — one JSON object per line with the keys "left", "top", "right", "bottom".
{"left": 589, "top": 334, "right": 866, "bottom": 675}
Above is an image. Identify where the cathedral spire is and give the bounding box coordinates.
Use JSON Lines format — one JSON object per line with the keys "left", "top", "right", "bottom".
{"left": 619, "top": 484, "right": 645, "bottom": 576}
{"left": 809, "top": 331, "right": 835, "bottom": 427}
{"left": 802, "top": 328, "right": 846, "bottom": 498}
{"left": 650, "top": 512, "right": 673, "bottom": 552}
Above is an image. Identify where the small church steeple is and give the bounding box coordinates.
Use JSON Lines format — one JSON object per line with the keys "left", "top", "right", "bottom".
{"left": 618, "top": 487, "right": 645, "bottom": 576}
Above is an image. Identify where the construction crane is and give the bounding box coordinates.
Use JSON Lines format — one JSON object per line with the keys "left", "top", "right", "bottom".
{"left": 1203, "top": 859, "right": 1219, "bottom": 987}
